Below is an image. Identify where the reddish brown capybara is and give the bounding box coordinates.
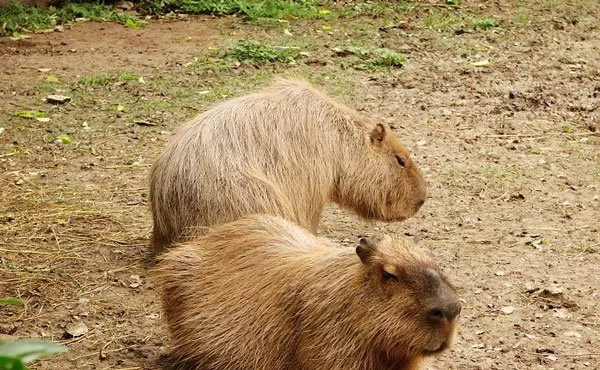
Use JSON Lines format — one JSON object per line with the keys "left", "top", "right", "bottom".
{"left": 148, "top": 78, "right": 427, "bottom": 256}
{"left": 154, "top": 214, "right": 461, "bottom": 370}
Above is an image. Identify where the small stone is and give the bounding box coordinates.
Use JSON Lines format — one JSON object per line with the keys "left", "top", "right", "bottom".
{"left": 135, "top": 120, "right": 157, "bottom": 126}
{"left": 563, "top": 331, "right": 582, "bottom": 338}
{"left": 129, "top": 275, "right": 142, "bottom": 289}
{"left": 65, "top": 321, "right": 88, "bottom": 338}
{"left": 46, "top": 95, "right": 71, "bottom": 105}
{"left": 547, "top": 284, "right": 564, "bottom": 295}
{"left": 116, "top": 1, "right": 134, "bottom": 10}
{"left": 546, "top": 354, "right": 557, "bottom": 361}
{"left": 553, "top": 308, "right": 569, "bottom": 319}
{"left": 501, "top": 306, "right": 515, "bottom": 315}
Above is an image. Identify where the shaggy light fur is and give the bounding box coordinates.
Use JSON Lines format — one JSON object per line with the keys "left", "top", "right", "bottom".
{"left": 154, "top": 214, "right": 460, "bottom": 370}
{"left": 149, "top": 78, "right": 427, "bottom": 255}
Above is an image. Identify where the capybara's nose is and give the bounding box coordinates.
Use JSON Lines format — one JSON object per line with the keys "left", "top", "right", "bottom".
{"left": 426, "top": 301, "right": 461, "bottom": 325}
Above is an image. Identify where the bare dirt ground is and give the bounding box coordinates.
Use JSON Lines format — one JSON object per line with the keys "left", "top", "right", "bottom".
{"left": 1, "top": 1, "right": 599, "bottom": 369}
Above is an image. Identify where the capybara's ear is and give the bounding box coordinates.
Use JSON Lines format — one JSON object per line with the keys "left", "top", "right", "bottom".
{"left": 356, "top": 237, "right": 377, "bottom": 263}
{"left": 369, "top": 123, "right": 387, "bottom": 145}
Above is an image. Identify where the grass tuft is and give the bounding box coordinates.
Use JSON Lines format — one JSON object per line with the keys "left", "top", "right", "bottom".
{"left": 0, "top": 2, "right": 146, "bottom": 36}
{"left": 222, "top": 40, "right": 301, "bottom": 64}
{"left": 472, "top": 17, "right": 498, "bottom": 30}
{"left": 137, "top": 0, "right": 319, "bottom": 19}
{"left": 77, "top": 74, "right": 112, "bottom": 87}
{"left": 371, "top": 48, "right": 405, "bottom": 67}
{"left": 334, "top": 46, "right": 404, "bottom": 70}
{"left": 422, "top": 10, "right": 460, "bottom": 30}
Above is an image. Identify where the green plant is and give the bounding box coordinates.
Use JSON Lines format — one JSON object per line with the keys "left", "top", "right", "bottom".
{"left": 371, "top": 48, "right": 405, "bottom": 67}
{"left": 0, "top": 2, "right": 146, "bottom": 36}
{"left": 573, "top": 244, "right": 598, "bottom": 254}
{"left": 422, "top": 10, "right": 460, "bottom": 30}
{"left": 118, "top": 73, "right": 142, "bottom": 82}
{"left": 0, "top": 297, "right": 23, "bottom": 306}
{"left": 472, "top": 17, "right": 498, "bottom": 30}
{"left": 77, "top": 74, "right": 112, "bottom": 87}
{"left": 561, "top": 124, "right": 574, "bottom": 133}
{"left": 333, "top": 46, "right": 404, "bottom": 70}
{"left": 222, "top": 40, "right": 300, "bottom": 64}
{"left": 483, "top": 164, "right": 509, "bottom": 179}
{"left": 137, "top": 0, "right": 319, "bottom": 19}
{"left": 0, "top": 340, "right": 65, "bottom": 370}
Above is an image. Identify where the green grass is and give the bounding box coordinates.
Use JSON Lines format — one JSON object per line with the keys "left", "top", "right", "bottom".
{"left": 471, "top": 17, "right": 498, "bottom": 30}
{"left": 137, "top": 0, "right": 320, "bottom": 19}
{"left": 221, "top": 40, "right": 302, "bottom": 64}
{"left": 422, "top": 10, "right": 460, "bottom": 30}
{"left": 513, "top": 12, "right": 530, "bottom": 24}
{"left": 339, "top": 0, "right": 417, "bottom": 18}
{"left": 76, "top": 72, "right": 143, "bottom": 87}
{"left": 573, "top": 244, "right": 598, "bottom": 254}
{"left": 371, "top": 48, "right": 405, "bottom": 67}
{"left": 118, "top": 73, "right": 142, "bottom": 82}
{"left": 561, "top": 124, "right": 574, "bottom": 133}
{"left": 483, "top": 164, "right": 510, "bottom": 180}
{"left": 334, "top": 46, "right": 405, "bottom": 70}
{"left": 0, "top": 2, "right": 146, "bottom": 36}
{"left": 77, "top": 74, "right": 112, "bottom": 87}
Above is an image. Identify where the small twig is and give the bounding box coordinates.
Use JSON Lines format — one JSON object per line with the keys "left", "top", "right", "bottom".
{"left": 0, "top": 152, "right": 21, "bottom": 158}
{"left": 69, "top": 344, "right": 137, "bottom": 361}
{"left": 491, "top": 190, "right": 510, "bottom": 201}
{"left": 51, "top": 226, "right": 61, "bottom": 248}
{"left": 482, "top": 132, "right": 598, "bottom": 138}
{"left": 500, "top": 288, "right": 516, "bottom": 296}
{"left": 0, "top": 248, "right": 53, "bottom": 255}
{"left": 180, "top": 105, "right": 200, "bottom": 110}
{"left": 60, "top": 333, "right": 93, "bottom": 346}
{"left": 100, "top": 164, "right": 152, "bottom": 169}
{"left": 417, "top": 3, "right": 462, "bottom": 9}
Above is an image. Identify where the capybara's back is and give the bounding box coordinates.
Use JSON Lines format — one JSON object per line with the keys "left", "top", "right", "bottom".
{"left": 149, "top": 79, "right": 427, "bottom": 256}
{"left": 155, "top": 214, "right": 460, "bottom": 370}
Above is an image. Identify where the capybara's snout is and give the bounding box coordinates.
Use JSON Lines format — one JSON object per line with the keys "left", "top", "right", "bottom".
{"left": 412, "top": 177, "right": 428, "bottom": 213}
{"left": 425, "top": 296, "right": 461, "bottom": 326}
{"left": 414, "top": 197, "right": 426, "bottom": 213}
{"left": 420, "top": 275, "right": 460, "bottom": 355}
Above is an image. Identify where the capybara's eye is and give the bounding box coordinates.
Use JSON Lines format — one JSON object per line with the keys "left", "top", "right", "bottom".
{"left": 395, "top": 155, "right": 406, "bottom": 168}
{"left": 382, "top": 270, "right": 399, "bottom": 282}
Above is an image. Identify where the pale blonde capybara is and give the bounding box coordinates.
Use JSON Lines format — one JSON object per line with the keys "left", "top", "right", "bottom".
{"left": 148, "top": 78, "right": 427, "bottom": 256}
{"left": 155, "top": 214, "right": 461, "bottom": 370}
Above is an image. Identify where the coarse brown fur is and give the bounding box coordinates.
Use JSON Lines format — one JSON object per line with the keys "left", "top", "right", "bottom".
{"left": 154, "top": 214, "right": 461, "bottom": 370}
{"left": 148, "top": 78, "right": 427, "bottom": 256}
